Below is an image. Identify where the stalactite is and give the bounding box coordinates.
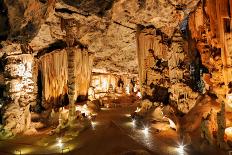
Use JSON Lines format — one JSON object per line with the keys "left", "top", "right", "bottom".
{"left": 39, "top": 48, "right": 93, "bottom": 110}
{"left": 39, "top": 49, "right": 68, "bottom": 109}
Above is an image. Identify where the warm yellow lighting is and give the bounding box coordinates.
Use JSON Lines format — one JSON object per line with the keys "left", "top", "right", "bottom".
{"left": 75, "top": 104, "right": 90, "bottom": 116}
{"left": 126, "top": 84, "right": 130, "bottom": 94}
{"left": 143, "top": 127, "right": 149, "bottom": 134}
{"left": 135, "top": 107, "right": 141, "bottom": 113}
{"left": 133, "top": 85, "right": 138, "bottom": 92}
{"left": 176, "top": 144, "right": 185, "bottom": 154}
{"left": 102, "top": 79, "right": 108, "bottom": 91}
{"left": 13, "top": 147, "right": 33, "bottom": 155}
{"left": 57, "top": 139, "right": 63, "bottom": 148}
{"left": 137, "top": 92, "right": 142, "bottom": 98}
{"left": 168, "top": 119, "right": 176, "bottom": 130}
{"left": 228, "top": 94, "right": 232, "bottom": 100}
{"left": 91, "top": 121, "right": 98, "bottom": 130}
{"left": 15, "top": 83, "right": 23, "bottom": 92}
{"left": 225, "top": 127, "right": 232, "bottom": 137}
{"left": 163, "top": 116, "right": 177, "bottom": 130}
{"left": 132, "top": 119, "right": 136, "bottom": 126}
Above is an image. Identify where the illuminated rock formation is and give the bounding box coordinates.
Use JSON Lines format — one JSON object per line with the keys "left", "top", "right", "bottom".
{"left": 1, "top": 42, "right": 37, "bottom": 134}
{"left": 0, "top": 0, "right": 232, "bottom": 151}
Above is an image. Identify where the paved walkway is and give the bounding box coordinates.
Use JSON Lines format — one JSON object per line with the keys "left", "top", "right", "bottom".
{"left": 0, "top": 105, "right": 228, "bottom": 155}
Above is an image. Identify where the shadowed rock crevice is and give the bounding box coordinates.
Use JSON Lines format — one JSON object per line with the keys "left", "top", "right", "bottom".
{"left": 0, "top": 0, "right": 9, "bottom": 41}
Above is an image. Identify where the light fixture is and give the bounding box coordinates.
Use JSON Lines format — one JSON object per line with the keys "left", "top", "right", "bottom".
{"left": 176, "top": 144, "right": 185, "bottom": 154}
{"left": 91, "top": 121, "right": 97, "bottom": 130}
{"left": 137, "top": 92, "right": 142, "bottom": 98}
{"left": 126, "top": 84, "right": 130, "bottom": 94}
{"left": 57, "top": 139, "right": 63, "bottom": 148}
{"left": 132, "top": 119, "right": 136, "bottom": 126}
{"left": 143, "top": 127, "right": 149, "bottom": 134}
{"left": 135, "top": 107, "right": 141, "bottom": 113}
{"left": 228, "top": 94, "right": 232, "bottom": 100}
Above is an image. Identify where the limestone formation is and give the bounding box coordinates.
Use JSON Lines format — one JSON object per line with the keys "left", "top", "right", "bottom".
{"left": 0, "top": 0, "right": 231, "bottom": 151}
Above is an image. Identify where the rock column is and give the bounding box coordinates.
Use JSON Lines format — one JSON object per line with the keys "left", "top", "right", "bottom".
{"left": 2, "top": 43, "right": 36, "bottom": 134}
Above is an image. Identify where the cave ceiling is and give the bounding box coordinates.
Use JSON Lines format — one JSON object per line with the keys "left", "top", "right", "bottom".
{"left": 1, "top": 0, "right": 200, "bottom": 74}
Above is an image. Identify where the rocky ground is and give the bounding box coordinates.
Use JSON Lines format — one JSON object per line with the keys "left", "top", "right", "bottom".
{"left": 0, "top": 96, "right": 227, "bottom": 155}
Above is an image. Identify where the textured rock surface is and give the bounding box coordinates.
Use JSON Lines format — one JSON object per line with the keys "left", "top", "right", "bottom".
{"left": 188, "top": 0, "right": 232, "bottom": 147}
{"left": 1, "top": 42, "right": 36, "bottom": 134}
{"left": 1, "top": 0, "right": 231, "bottom": 148}
{"left": 0, "top": 0, "right": 201, "bottom": 75}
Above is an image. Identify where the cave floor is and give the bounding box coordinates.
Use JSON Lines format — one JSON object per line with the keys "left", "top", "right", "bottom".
{"left": 0, "top": 104, "right": 228, "bottom": 155}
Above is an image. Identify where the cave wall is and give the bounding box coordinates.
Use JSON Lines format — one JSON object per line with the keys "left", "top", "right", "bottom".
{"left": 188, "top": 0, "right": 232, "bottom": 99}
{"left": 90, "top": 73, "right": 138, "bottom": 95}
{"left": 1, "top": 42, "right": 37, "bottom": 133}
{"left": 0, "top": 41, "right": 93, "bottom": 134}
{"left": 91, "top": 73, "right": 118, "bottom": 93}
{"left": 188, "top": 0, "right": 232, "bottom": 148}
{"left": 4, "top": 0, "right": 55, "bottom": 42}
{"left": 137, "top": 26, "right": 199, "bottom": 113}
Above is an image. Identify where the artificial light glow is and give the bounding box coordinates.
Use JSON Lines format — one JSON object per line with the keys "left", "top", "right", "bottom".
{"left": 143, "top": 127, "right": 149, "bottom": 134}
{"left": 91, "top": 121, "right": 98, "bottom": 130}
{"left": 13, "top": 148, "right": 33, "bottom": 155}
{"left": 102, "top": 79, "right": 108, "bottom": 91}
{"left": 168, "top": 118, "right": 176, "bottom": 130}
{"left": 135, "top": 107, "right": 141, "bottom": 113}
{"left": 132, "top": 119, "right": 136, "bottom": 126}
{"left": 163, "top": 116, "right": 177, "bottom": 130}
{"left": 137, "top": 92, "right": 142, "bottom": 98}
{"left": 225, "top": 127, "right": 232, "bottom": 137}
{"left": 15, "top": 83, "right": 23, "bottom": 92}
{"left": 177, "top": 144, "right": 185, "bottom": 154}
{"left": 126, "top": 84, "right": 130, "bottom": 94}
{"left": 228, "top": 94, "right": 232, "bottom": 100}
{"left": 133, "top": 85, "right": 138, "bottom": 92}
{"left": 57, "top": 139, "right": 63, "bottom": 148}
{"left": 75, "top": 104, "right": 90, "bottom": 116}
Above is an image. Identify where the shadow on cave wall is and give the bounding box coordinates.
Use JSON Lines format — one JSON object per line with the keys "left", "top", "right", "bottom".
{"left": 143, "top": 83, "right": 169, "bottom": 105}
{"left": 0, "top": 0, "right": 9, "bottom": 41}
{"left": 61, "top": 0, "right": 115, "bottom": 17}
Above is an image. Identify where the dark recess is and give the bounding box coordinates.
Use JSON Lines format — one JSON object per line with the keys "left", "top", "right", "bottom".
{"left": 55, "top": 8, "right": 78, "bottom": 14}
{"left": 36, "top": 40, "right": 67, "bottom": 58}
{"left": 62, "top": 0, "right": 115, "bottom": 17}
{"left": 0, "top": 0, "right": 9, "bottom": 41}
